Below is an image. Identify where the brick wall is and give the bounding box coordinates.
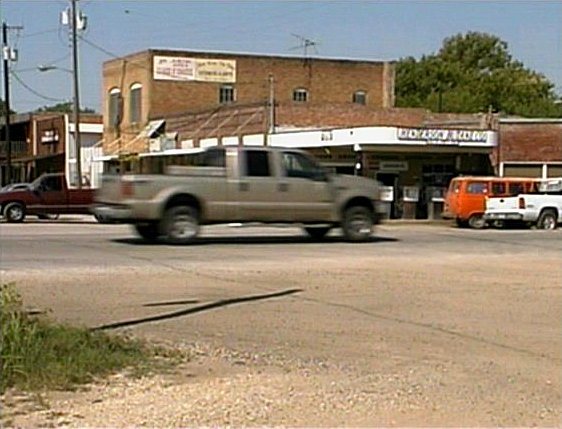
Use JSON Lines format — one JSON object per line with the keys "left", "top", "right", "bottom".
{"left": 102, "top": 49, "right": 395, "bottom": 153}
{"left": 499, "top": 122, "right": 562, "bottom": 162}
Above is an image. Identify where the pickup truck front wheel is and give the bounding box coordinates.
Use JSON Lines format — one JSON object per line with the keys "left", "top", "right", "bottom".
{"left": 4, "top": 202, "right": 26, "bottom": 223}
{"left": 163, "top": 206, "right": 200, "bottom": 244}
{"left": 537, "top": 210, "right": 558, "bottom": 230}
{"left": 342, "top": 206, "right": 373, "bottom": 242}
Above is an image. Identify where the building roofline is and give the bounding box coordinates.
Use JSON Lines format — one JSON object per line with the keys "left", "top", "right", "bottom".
{"left": 499, "top": 117, "right": 562, "bottom": 124}
{"left": 103, "top": 47, "right": 395, "bottom": 67}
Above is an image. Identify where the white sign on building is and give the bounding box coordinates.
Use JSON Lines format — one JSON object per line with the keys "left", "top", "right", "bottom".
{"left": 153, "top": 56, "right": 236, "bottom": 83}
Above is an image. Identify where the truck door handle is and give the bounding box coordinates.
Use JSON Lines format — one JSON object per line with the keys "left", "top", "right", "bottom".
{"left": 278, "top": 183, "right": 289, "bottom": 192}
{"left": 239, "top": 182, "right": 249, "bottom": 192}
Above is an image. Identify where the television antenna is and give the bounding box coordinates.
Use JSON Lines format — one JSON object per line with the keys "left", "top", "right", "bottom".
{"left": 289, "top": 33, "right": 320, "bottom": 59}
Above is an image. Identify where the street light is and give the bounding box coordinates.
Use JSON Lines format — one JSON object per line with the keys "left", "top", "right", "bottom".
{"left": 38, "top": 63, "right": 82, "bottom": 188}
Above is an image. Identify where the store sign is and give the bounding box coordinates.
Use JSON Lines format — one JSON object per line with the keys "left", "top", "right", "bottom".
{"left": 397, "top": 128, "right": 488, "bottom": 145}
{"left": 380, "top": 161, "right": 408, "bottom": 171}
{"left": 41, "top": 129, "right": 59, "bottom": 144}
{"left": 153, "top": 56, "right": 236, "bottom": 83}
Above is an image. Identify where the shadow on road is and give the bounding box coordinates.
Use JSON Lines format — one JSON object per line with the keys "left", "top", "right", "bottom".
{"left": 111, "top": 234, "right": 399, "bottom": 246}
{"left": 93, "top": 288, "right": 302, "bottom": 331}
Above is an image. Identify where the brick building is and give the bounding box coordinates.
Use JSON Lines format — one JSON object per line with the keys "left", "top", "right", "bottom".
{"left": 496, "top": 118, "right": 562, "bottom": 178}
{"left": 102, "top": 49, "right": 396, "bottom": 154}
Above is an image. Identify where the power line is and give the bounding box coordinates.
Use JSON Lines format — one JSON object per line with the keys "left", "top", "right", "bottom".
{"left": 20, "top": 28, "right": 59, "bottom": 39}
{"left": 10, "top": 71, "right": 67, "bottom": 102}
{"left": 79, "top": 35, "right": 123, "bottom": 60}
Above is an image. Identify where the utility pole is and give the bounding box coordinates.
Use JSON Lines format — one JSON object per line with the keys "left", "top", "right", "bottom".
{"left": 70, "top": 0, "right": 82, "bottom": 189}
{"left": 268, "top": 74, "right": 275, "bottom": 135}
{"left": 2, "top": 22, "right": 20, "bottom": 185}
{"left": 2, "top": 22, "right": 12, "bottom": 185}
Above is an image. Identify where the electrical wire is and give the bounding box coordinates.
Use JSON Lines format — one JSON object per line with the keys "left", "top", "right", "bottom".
{"left": 20, "top": 28, "right": 60, "bottom": 39}
{"left": 10, "top": 72, "right": 67, "bottom": 102}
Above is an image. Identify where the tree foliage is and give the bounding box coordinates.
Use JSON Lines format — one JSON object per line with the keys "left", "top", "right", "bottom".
{"left": 395, "top": 32, "right": 562, "bottom": 117}
{"left": 35, "top": 102, "right": 96, "bottom": 114}
{"left": 0, "top": 100, "right": 15, "bottom": 116}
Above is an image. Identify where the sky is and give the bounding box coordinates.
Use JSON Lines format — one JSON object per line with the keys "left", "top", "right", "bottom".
{"left": 2, "top": 0, "right": 561, "bottom": 113}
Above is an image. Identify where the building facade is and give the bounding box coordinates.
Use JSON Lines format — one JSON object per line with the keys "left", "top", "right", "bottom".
{"left": 0, "top": 112, "right": 103, "bottom": 187}
{"left": 102, "top": 49, "right": 396, "bottom": 154}
{"left": 496, "top": 118, "right": 562, "bottom": 178}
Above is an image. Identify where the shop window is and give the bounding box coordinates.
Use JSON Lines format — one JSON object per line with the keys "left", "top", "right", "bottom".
{"left": 293, "top": 88, "right": 308, "bottom": 103}
{"left": 353, "top": 90, "right": 366, "bottom": 105}
{"left": 219, "top": 85, "right": 235, "bottom": 104}
{"left": 108, "top": 87, "right": 121, "bottom": 129}
{"left": 129, "top": 83, "right": 142, "bottom": 124}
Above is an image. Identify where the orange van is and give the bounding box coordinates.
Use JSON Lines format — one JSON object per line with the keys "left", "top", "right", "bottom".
{"left": 442, "top": 176, "right": 539, "bottom": 228}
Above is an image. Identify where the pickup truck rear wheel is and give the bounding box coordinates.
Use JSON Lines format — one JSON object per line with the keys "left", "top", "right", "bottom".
{"left": 163, "top": 206, "right": 200, "bottom": 244}
{"left": 342, "top": 206, "right": 373, "bottom": 242}
{"left": 4, "top": 202, "right": 26, "bottom": 223}
{"left": 537, "top": 210, "right": 558, "bottom": 230}
{"left": 134, "top": 223, "right": 160, "bottom": 242}
{"left": 304, "top": 226, "right": 331, "bottom": 240}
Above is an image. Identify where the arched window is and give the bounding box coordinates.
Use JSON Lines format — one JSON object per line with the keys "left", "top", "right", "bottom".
{"left": 353, "top": 90, "right": 367, "bottom": 105}
{"left": 108, "top": 87, "right": 121, "bottom": 129}
{"left": 129, "top": 83, "right": 142, "bottom": 124}
{"left": 293, "top": 88, "right": 308, "bottom": 103}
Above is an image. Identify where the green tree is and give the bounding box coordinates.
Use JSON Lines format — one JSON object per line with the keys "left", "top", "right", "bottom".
{"left": 35, "top": 102, "right": 96, "bottom": 114}
{"left": 0, "top": 100, "right": 15, "bottom": 116}
{"left": 395, "top": 31, "right": 562, "bottom": 117}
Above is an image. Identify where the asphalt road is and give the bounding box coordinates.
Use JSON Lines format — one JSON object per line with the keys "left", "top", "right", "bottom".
{"left": 1, "top": 217, "right": 561, "bottom": 427}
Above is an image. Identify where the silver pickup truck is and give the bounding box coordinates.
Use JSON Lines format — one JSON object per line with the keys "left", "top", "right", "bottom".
{"left": 93, "top": 146, "right": 382, "bottom": 243}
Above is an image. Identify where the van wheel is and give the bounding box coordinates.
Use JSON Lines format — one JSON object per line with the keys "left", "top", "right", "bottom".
{"left": 468, "top": 214, "right": 486, "bottom": 229}
{"left": 455, "top": 218, "right": 468, "bottom": 228}
{"left": 4, "top": 202, "right": 26, "bottom": 223}
{"left": 536, "top": 210, "right": 558, "bottom": 230}
{"left": 163, "top": 206, "right": 200, "bottom": 244}
{"left": 342, "top": 206, "right": 373, "bottom": 242}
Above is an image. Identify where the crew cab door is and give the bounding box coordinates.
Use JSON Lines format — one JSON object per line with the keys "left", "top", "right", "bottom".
{"left": 277, "top": 150, "right": 334, "bottom": 222}
{"left": 29, "top": 175, "right": 68, "bottom": 214}
{"left": 234, "top": 149, "right": 281, "bottom": 221}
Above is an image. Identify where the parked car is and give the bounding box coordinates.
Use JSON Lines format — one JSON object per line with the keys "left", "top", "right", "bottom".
{"left": 93, "top": 146, "right": 382, "bottom": 243}
{"left": 442, "top": 176, "right": 539, "bottom": 228}
{"left": 0, "top": 173, "right": 99, "bottom": 223}
{"left": 484, "top": 178, "right": 562, "bottom": 230}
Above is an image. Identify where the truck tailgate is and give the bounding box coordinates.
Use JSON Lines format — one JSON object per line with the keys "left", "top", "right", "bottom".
{"left": 486, "top": 196, "right": 519, "bottom": 211}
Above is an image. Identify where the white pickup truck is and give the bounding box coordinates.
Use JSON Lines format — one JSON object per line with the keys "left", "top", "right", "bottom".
{"left": 93, "top": 146, "right": 382, "bottom": 243}
{"left": 483, "top": 179, "right": 562, "bottom": 230}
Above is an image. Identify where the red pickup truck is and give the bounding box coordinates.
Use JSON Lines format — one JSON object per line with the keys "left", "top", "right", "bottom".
{"left": 0, "top": 173, "right": 99, "bottom": 223}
